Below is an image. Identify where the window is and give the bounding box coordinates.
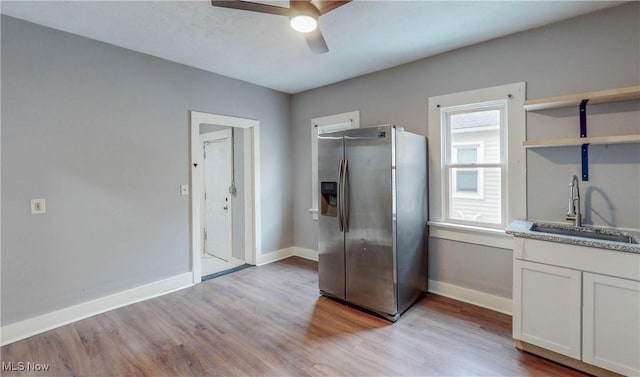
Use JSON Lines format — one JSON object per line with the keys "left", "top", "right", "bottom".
{"left": 444, "top": 104, "right": 504, "bottom": 226}
{"left": 428, "top": 83, "right": 526, "bottom": 249}
{"left": 310, "top": 111, "right": 360, "bottom": 220}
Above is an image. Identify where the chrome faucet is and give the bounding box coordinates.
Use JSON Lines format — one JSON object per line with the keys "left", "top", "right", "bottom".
{"left": 566, "top": 175, "right": 582, "bottom": 227}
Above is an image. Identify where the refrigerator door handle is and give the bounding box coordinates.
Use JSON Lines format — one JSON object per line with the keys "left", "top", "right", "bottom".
{"left": 337, "top": 159, "right": 344, "bottom": 232}
{"left": 343, "top": 159, "right": 350, "bottom": 232}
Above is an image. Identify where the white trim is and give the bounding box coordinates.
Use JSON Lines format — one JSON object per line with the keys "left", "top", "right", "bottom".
{"left": 310, "top": 111, "right": 360, "bottom": 220}
{"left": 255, "top": 247, "right": 319, "bottom": 266}
{"left": 255, "top": 247, "right": 296, "bottom": 266}
{"left": 0, "top": 273, "right": 193, "bottom": 346}
{"left": 243, "top": 127, "right": 258, "bottom": 265}
{"left": 190, "top": 111, "right": 261, "bottom": 284}
{"left": 264, "top": 248, "right": 513, "bottom": 317}
{"left": 428, "top": 221, "right": 514, "bottom": 249}
{"left": 294, "top": 247, "right": 319, "bottom": 261}
{"left": 428, "top": 279, "right": 512, "bottom": 315}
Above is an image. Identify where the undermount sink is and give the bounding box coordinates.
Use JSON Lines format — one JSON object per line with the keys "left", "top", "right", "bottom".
{"left": 530, "top": 223, "right": 637, "bottom": 244}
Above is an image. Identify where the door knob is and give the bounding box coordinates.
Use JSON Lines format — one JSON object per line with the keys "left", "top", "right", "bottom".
{"left": 223, "top": 206, "right": 228, "bottom": 210}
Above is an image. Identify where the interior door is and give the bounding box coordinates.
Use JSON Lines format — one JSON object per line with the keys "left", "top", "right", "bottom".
{"left": 344, "top": 126, "right": 396, "bottom": 316}
{"left": 203, "top": 135, "right": 232, "bottom": 261}
{"left": 317, "top": 132, "right": 345, "bottom": 300}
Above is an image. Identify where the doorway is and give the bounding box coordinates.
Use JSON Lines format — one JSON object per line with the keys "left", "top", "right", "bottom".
{"left": 190, "top": 111, "right": 261, "bottom": 284}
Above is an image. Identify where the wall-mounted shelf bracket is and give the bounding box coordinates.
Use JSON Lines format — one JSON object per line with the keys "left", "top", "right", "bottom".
{"left": 579, "top": 99, "right": 589, "bottom": 181}
{"left": 579, "top": 99, "right": 588, "bottom": 137}
{"left": 581, "top": 144, "right": 589, "bottom": 181}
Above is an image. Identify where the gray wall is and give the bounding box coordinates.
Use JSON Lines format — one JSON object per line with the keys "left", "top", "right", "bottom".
{"left": 2, "top": 3, "right": 638, "bottom": 326}
{"left": 526, "top": 103, "right": 640, "bottom": 228}
{"left": 1, "top": 16, "right": 292, "bottom": 325}
{"left": 291, "top": 3, "right": 640, "bottom": 299}
{"left": 200, "top": 125, "right": 245, "bottom": 261}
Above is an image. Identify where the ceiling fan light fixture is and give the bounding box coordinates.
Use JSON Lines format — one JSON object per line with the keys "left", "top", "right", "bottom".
{"left": 290, "top": 14, "right": 317, "bottom": 33}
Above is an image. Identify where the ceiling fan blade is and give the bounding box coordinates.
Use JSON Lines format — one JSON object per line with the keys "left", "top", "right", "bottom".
{"left": 211, "top": 1, "right": 290, "bottom": 16}
{"left": 310, "top": 0, "right": 351, "bottom": 15}
{"left": 305, "top": 27, "right": 329, "bottom": 54}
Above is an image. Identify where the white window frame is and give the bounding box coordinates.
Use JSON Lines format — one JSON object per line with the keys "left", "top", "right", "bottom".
{"left": 451, "top": 142, "right": 484, "bottom": 199}
{"left": 428, "top": 82, "right": 526, "bottom": 249}
{"left": 310, "top": 111, "right": 360, "bottom": 220}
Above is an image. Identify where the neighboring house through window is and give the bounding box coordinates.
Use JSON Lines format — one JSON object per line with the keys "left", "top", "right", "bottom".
{"left": 453, "top": 143, "right": 482, "bottom": 197}
{"left": 428, "top": 83, "right": 526, "bottom": 249}
{"left": 310, "top": 111, "right": 360, "bottom": 220}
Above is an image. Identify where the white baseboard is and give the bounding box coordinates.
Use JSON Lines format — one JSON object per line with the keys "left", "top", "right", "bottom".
{"left": 254, "top": 247, "right": 317, "bottom": 265}
{"left": 255, "top": 247, "right": 295, "bottom": 266}
{"left": 428, "top": 279, "right": 512, "bottom": 315}
{"left": 1, "top": 272, "right": 193, "bottom": 346}
{"left": 294, "top": 247, "right": 318, "bottom": 261}
{"left": 259, "top": 248, "right": 510, "bottom": 315}
{"left": 283, "top": 249, "right": 510, "bottom": 314}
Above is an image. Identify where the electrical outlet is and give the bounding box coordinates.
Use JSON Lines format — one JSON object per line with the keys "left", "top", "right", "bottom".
{"left": 30, "top": 199, "right": 46, "bottom": 215}
{"left": 180, "top": 185, "right": 189, "bottom": 196}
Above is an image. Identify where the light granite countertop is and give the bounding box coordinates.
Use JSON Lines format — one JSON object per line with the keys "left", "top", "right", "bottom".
{"left": 506, "top": 220, "right": 640, "bottom": 254}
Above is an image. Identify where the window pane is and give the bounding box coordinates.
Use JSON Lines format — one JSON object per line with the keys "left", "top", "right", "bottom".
{"left": 449, "top": 167, "right": 502, "bottom": 225}
{"left": 449, "top": 109, "right": 501, "bottom": 163}
{"left": 456, "top": 170, "right": 478, "bottom": 192}
{"left": 456, "top": 147, "right": 477, "bottom": 164}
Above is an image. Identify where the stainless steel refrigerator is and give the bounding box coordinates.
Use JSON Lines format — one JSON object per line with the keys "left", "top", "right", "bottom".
{"left": 318, "top": 124, "right": 428, "bottom": 321}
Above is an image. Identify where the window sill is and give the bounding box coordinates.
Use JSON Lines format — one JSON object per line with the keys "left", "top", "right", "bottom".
{"left": 427, "top": 221, "right": 513, "bottom": 250}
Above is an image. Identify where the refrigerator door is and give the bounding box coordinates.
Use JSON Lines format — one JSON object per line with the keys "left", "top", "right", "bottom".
{"left": 318, "top": 132, "right": 345, "bottom": 300}
{"left": 395, "top": 129, "right": 428, "bottom": 315}
{"left": 344, "top": 125, "right": 396, "bottom": 316}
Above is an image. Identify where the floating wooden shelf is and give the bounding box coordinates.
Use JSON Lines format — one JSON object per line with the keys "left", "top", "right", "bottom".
{"left": 524, "top": 85, "right": 640, "bottom": 180}
{"left": 523, "top": 134, "right": 640, "bottom": 148}
{"left": 523, "top": 86, "right": 640, "bottom": 111}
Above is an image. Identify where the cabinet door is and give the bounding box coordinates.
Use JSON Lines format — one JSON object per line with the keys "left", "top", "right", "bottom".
{"left": 583, "top": 273, "right": 640, "bottom": 376}
{"left": 513, "top": 260, "right": 582, "bottom": 359}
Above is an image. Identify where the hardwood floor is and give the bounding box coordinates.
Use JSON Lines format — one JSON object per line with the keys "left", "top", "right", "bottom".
{"left": 1, "top": 257, "right": 586, "bottom": 376}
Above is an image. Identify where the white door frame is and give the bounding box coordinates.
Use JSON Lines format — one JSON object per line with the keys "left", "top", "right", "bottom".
{"left": 201, "top": 129, "right": 233, "bottom": 262}
{"left": 190, "top": 111, "right": 261, "bottom": 284}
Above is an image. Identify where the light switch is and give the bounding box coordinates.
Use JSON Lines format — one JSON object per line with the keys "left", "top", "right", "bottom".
{"left": 180, "top": 185, "right": 189, "bottom": 196}
{"left": 31, "top": 199, "right": 46, "bottom": 215}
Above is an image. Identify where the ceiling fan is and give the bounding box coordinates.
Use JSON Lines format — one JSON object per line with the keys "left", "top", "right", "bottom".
{"left": 211, "top": 0, "right": 352, "bottom": 54}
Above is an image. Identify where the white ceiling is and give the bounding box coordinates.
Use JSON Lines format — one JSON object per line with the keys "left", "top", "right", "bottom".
{"left": 1, "top": 1, "right": 625, "bottom": 94}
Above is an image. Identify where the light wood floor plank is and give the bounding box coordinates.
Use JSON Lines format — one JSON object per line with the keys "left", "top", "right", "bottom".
{"left": 2, "top": 257, "right": 586, "bottom": 376}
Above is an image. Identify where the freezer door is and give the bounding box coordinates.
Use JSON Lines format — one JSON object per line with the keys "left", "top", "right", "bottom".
{"left": 344, "top": 126, "right": 396, "bottom": 316}
{"left": 318, "top": 132, "right": 345, "bottom": 299}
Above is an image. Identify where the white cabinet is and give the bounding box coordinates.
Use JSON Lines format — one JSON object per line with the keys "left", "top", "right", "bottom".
{"left": 583, "top": 273, "right": 640, "bottom": 376}
{"left": 513, "top": 260, "right": 582, "bottom": 359}
{"left": 513, "top": 237, "right": 640, "bottom": 376}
